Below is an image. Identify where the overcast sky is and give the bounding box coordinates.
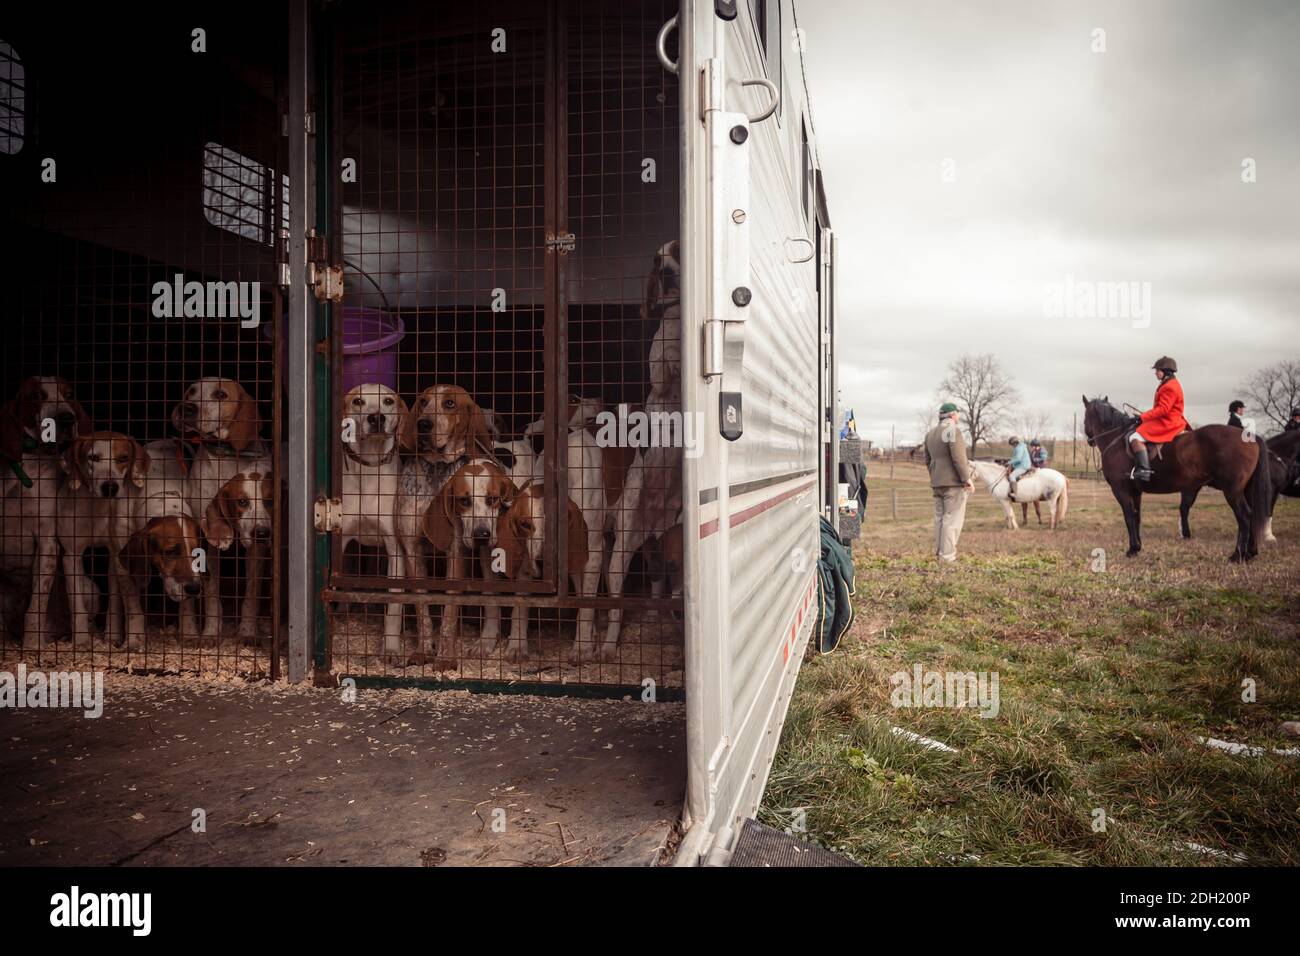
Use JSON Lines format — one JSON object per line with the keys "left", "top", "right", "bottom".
{"left": 797, "top": 0, "right": 1300, "bottom": 445}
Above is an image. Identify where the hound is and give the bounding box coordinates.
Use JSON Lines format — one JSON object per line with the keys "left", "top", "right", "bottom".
{"left": 491, "top": 427, "right": 637, "bottom": 662}
{"left": 198, "top": 468, "right": 274, "bottom": 639}
{"left": 112, "top": 472, "right": 207, "bottom": 647}
{"left": 607, "top": 239, "right": 686, "bottom": 628}
{"left": 393, "top": 384, "right": 492, "bottom": 660}
{"left": 339, "top": 382, "right": 409, "bottom": 653}
{"left": 55, "top": 432, "right": 151, "bottom": 646}
{"left": 147, "top": 376, "right": 269, "bottom": 637}
{"left": 496, "top": 480, "right": 590, "bottom": 660}
{"left": 0, "top": 376, "right": 92, "bottom": 646}
{"left": 421, "top": 458, "right": 516, "bottom": 658}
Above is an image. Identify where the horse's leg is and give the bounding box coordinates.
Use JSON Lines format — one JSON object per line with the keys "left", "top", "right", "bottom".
{"left": 1020, "top": 502, "right": 1029, "bottom": 526}
{"left": 1002, "top": 497, "right": 1017, "bottom": 530}
{"left": 1178, "top": 488, "right": 1199, "bottom": 539}
{"left": 1034, "top": 501, "right": 1042, "bottom": 525}
{"left": 1116, "top": 487, "right": 1141, "bottom": 557}
{"left": 1225, "top": 493, "right": 1250, "bottom": 563}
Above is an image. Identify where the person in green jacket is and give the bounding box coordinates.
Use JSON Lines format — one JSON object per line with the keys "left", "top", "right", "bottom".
{"left": 924, "top": 402, "right": 974, "bottom": 562}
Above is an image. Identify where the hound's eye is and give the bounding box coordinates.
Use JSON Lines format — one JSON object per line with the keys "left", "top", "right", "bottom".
{"left": 520, "top": 520, "right": 534, "bottom": 533}
{"left": 457, "top": 495, "right": 471, "bottom": 509}
{"left": 214, "top": 390, "right": 228, "bottom": 401}
{"left": 443, "top": 399, "right": 456, "bottom": 410}
{"left": 238, "top": 497, "right": 251, "bottom": 509}
{"left": 88, "top": 454, "right": 101, "bottom": 462}
{"left": 162, "top": 546, "right": 180, "bottom": 557}
{"left": 116, "top": 454, "right": 129, "bottom": 464}
{"left": 352, "top": 398, "right": 364, "bottom": 408}
{"left": 487, "top": 496, "right": 499, "bottom": 508}
{"left": 418, "top": 398, "right": 428, "bottom": 408}
{"left": 383, "top": 397, "right": 394, "bottom": 406}
{"left": 64, "top": 387, "right": 74, "bottom": 398}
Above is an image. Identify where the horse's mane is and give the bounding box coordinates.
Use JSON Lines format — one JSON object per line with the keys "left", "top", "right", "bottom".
{"left": 1084, "top": 396, "right": 1128, "bottom": 431}
{"left": 1266, "top": 428, "right": 1300, "bottom": 459}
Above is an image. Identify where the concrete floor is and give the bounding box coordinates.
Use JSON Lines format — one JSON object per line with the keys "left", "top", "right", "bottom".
{"left": 0, "top": 671, "right": 684, "bottom": 866}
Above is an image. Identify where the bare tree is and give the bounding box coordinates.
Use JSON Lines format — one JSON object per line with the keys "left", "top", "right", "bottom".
{"left": 1012, "top": 410, "right": 1055, "bottom": 443}
{"left": 1241, "top": 360, "right": 1300, "bottom": 431}
{"left": 937, "top": 353, "right": 1019, "bottom": 457}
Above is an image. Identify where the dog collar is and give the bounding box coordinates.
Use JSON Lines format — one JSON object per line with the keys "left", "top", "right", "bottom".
{"left": 345, "top": 444, "right": 397, "bottom": 468}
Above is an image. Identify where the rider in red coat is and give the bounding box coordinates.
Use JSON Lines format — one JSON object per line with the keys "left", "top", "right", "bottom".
{"left": 1128, "top": 356, "right": 1188, "bottom": 481}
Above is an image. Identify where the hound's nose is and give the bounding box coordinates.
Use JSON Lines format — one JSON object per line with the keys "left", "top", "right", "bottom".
{"left": 252, "top": 526, "right": 272, "bottom": 541}
{"left": 100, "top": 481, "right": 119, "bottom": 498}
{"left": 472, "top": 527, "right": 492, "bottom": 541}
{"left": 416, "top": 418, "right": 433, "bottom": 433}
{"left": 367, "top": 413, "right": 385, "bottom": 430}
{"left": 53, "top": 411, "right": 76, "bottom": 424}
{"left": 176, "top": 401, "right": 198, "bottom": 419}
{"left": 183, "top": 582, "right": 203, "bottom": 596}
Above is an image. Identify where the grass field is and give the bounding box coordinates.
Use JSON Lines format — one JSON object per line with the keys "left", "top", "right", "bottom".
{"left": 762, "top": 470, "right": 1300, "bottom": 865}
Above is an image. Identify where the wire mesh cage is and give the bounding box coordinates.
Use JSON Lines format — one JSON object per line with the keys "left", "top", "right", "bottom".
{"left": 325, "top": 0, "right": 684, "bottom": 693}
{"left": 0, "top": 6, "right": 285, "bottom": 679}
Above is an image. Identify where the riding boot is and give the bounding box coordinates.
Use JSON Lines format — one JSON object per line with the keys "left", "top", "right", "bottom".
{"left": 1008, "top": 479, "right": 1017, "bottom": 501}
{"left": 1131, "top": 445, "right": 1153, "bottom": 482}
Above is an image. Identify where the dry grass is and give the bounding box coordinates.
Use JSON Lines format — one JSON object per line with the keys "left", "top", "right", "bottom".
{"left": 763, "top": 476, "right": 1300, "bottom": 865}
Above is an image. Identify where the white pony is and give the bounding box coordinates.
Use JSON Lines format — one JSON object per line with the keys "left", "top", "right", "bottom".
{"left": 968, "top": 459, "right": 1069, "bottom": 530}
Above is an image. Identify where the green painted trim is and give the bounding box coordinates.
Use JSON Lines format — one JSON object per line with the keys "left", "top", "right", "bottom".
{"left": 312, "top": 7, "right": 335, "bottom": 670}
{"left": 344, "top": 674, "right": 686, "bottom": 702}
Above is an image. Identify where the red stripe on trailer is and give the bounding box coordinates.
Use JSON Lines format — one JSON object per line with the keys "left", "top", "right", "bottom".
{"left": 698, "top": 479, "right": 815, "bottom": 539}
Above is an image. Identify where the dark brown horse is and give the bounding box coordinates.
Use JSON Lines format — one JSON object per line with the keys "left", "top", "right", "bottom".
{"left": 1178, "top": 428, "right": 1300, "bottom": 542}
{"left": 1081, "top": 396, "right": 1272, "bottom": 562}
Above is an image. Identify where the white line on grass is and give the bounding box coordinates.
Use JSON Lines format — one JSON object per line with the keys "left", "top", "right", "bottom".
{"left": 890, "top": 727, "right": 959, "bottom": 753}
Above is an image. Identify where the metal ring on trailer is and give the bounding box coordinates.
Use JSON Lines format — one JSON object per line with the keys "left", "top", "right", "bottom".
{"left": 741, "top": 77, "right": 780, "bottom": 123}
{"left": 656, "top": 15, "right": 679, "bottom": 74}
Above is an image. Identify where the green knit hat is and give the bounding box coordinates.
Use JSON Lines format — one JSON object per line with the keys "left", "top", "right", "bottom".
{"left": 938, "top": 402, "right": 959, "bottom": 416}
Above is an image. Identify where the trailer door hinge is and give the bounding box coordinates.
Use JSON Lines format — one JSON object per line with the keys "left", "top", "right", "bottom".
{"left": 306, "top": 230, "right": 344, "bottom": 303}
{"left": 314, "top": 497, "right": 343, "bottom": 533}
{"left": 545, "top": 231, "right": 576, "bottom": 254}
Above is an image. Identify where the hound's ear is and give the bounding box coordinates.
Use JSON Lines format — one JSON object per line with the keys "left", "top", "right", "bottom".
{"left": 398, "top": 395, "right": 420, "bottom": 451}
{"left": 391, "top": 394, "right": 411, "bottom": 447}
{"left": 60, "top": 438, "right": 88, "bottom": 489}
{"left": 496, "top": 506, "right": 520, "bottom": 579}
{"left": 465, "top": 403, "right": 492, "bottom": 457}
{"left": 170, "top": 399, "right": 189, "bottom": 436}
{"left": 422, "top": 485, "right": 457, "bottom": 553}
{"left": 225, "top": 382, "right": 263, "bottom": 452}
{"left": 72, "top": 397, "right": 93, "bottom": 436}
{"left": 202, "top": 492, "right": 237, "bottom": 551}
{"left": 118, "top": 526, "right": 154, "bottom": 588}
{"left": 566, "top": 498, "right": 590, "bottom": 577}
{"left": 128, "top": 439, "right": 150, "bottom": 488}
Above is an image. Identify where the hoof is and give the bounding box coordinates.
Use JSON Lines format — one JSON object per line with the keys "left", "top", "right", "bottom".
{"left": 1125, "top": 548, "right": 1140, "bottom": 558}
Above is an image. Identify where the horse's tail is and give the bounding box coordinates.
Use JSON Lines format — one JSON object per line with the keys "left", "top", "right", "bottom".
{"left": 1247, "top": 442, "right": 1273, "bottom": 551}
{"left": 1056, "top": 477, "right": 1069, "bottom": 525}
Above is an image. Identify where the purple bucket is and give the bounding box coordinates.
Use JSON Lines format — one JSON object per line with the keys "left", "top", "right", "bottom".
{"left": 340, "top": 307, "right": 405, "bottom": 393}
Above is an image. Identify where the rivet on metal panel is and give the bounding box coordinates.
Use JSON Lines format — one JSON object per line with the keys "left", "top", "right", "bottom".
{"left": 731, "top": 209, "right": 747, "bottom": 224}
{"left": 729, "top": 125, "right": 748, "bottom": 145}
{"left": 731, "top": 287, "right": 752, "bottom": 307}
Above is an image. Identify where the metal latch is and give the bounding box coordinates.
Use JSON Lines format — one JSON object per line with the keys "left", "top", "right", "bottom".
{"left": 314, "top": 497, "right": 343, "bottom": 533}
{"left": 306, "top": 229, "right": 344, "bottom": 302}
{"left": 545, "top": 231, "right": 576, "bottom": 254}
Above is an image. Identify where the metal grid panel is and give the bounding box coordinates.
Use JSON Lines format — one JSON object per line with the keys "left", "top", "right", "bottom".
{"left": 0, "top": 7, "right": 285, "bottom": 679}
{"left": 326, "top": 0, "right": 683, "bottom": 692}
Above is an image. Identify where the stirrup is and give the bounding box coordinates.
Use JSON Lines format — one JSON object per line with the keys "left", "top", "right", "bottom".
{"left": 1130, "top": 467, "right": 1152, "bottom": 482}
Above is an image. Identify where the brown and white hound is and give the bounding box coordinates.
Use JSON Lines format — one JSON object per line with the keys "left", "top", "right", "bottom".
{"left": 495, "top": 480, "right": 590, "bottom": 660}
{"left": 421, "top": 457, "right": 515, "bottom": 659}
{"left": 394, "top": 384, "right": 493, "bottom": 661}
{"left": 0, "top": 376, "right": 93, "bottom": 646}
{"left": 56, "top": 432, "right": 151, "bottom": 646}
{"left": 147, "top": 377, "right": 270, "bottom": 638}
{"left": 338, "top": 382, "right": 409, "bottom": 652}
{"left": 200, "top": 469, "right": 274, "bottom": 640}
